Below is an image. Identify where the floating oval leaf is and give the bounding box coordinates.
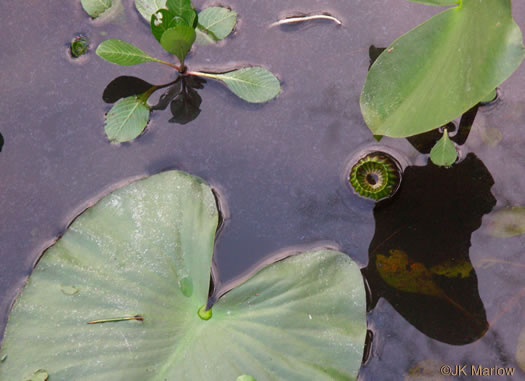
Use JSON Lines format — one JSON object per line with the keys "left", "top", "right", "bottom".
{"left": 135, "top": 0, "right": 167, "bottom": 21}
{"left": 0, "top": 171, "right": 366, "bottom": 381}
{"left": 96, "top": 39, "right": 163, "bottom": 66}
{"left": 485, "top": 206, "right": 525, "bottom": 238}
{"left": 197, "top": 7, "right": 238, "bottom": 41}
{"left": 81, "top": 0, "right": 112, "bottom": 18}
{"left": 104, "top": 96, "right": 150, "bottom": 142}
{"left": 160, "top": 25, "right": 196, "bottom": 63}
{"left": 430, "top": 130, "right": 457, "bottom": 167}
{"left": 360, "top": 0, "right": 525, "bottom": 137}
{"left": 194, "top": 67, "right": 281, "bottom": 103}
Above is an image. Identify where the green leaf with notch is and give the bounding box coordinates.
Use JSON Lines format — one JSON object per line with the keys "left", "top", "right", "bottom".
{"left": 160, "top": 25, "right": 196, "bottom": 63}
{"left": 135, "top": 0, "right": 167, "bottom": 21}
{"left": 197, "top": 7, "right": 238, "bottom": 42}
{"left": 104, "top": 96, "right": 151, "bottom": 142}
{"left": 430, "top": 130, "right": 457, "bottom": 167}
{"left": 96, "top": 39, "right": 164, "bottom": 66}
{"left": 0, "top": 170, "right": 367, "bottom": 381}
{"left": 360, "top": 0, "right": 525, "bottom": 138}
{"left": 81, "top": 0, "right": 112, "bottom": 18}
{"left": 195, "top": 67, "right": 281, "bottom": 103}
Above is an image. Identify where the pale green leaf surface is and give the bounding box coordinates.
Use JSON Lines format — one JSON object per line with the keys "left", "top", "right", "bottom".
{"left": 203, "top": 67, "right": 281, "bottom": 103}
{"left": 160, "top": 25, "right": 196, "bottom": 62}
{"left": 96, "top": 39, "right": 161, "bottom": 66}
{"left": 408, "top": 0, "right": 458, "bottom": 5}
{"left": 485, "top": 206, "right": 525, "bottom": 238}
{"left": 196, "top": 29, "right": 217, "bottom": 45}
{"left": 104, "top": 96, "right": 151, "bottom": 142}
{"left": 430, "top": 130, "right": 457, "bottom": 167}
{"left": 198, "top": 7, "right": 238, "bottom": 41}
{"left": 81, "top": 0, "right": 112, "bottom": 18}
{"left": 361, "top": 0, "right": 525, "bottom": 137}
{"left": 237, "top": 376, "right": 257, "bottom": 381}
{"left": 24, "top": 369, "right": 49, "bottom": 381}
{"left": 0, "top": 171, "right": 366, "bottom": 381}
{"left": 135, "top": 0, "right": 167, "bottom": 21}
{"left": 0, "top": 171, "right": 219, "bottom": 380}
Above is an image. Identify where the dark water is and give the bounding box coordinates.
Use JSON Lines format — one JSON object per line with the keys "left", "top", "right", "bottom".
{"left": 1, "top": 0, "right": 524, "bottom": 379}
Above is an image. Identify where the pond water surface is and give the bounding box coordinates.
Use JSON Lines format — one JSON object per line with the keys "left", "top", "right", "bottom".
{"left": 1, "top": 0, "right": 525, "bottom": 379}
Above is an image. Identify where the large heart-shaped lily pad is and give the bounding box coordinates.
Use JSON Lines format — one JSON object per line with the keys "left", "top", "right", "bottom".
{"left": 360, "top": 0, "right": 525, "bottom": 137}
{"left": 0, "top": 171, "right": 366, "bottom": 380}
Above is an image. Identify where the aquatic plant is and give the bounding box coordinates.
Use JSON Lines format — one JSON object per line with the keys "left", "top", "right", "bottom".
{"left": 349, "top": 152, "right": 401, "bottom": 201}
{"left": 360, "top": 0, "right": 525, "bottom": 166}
{"left": 89, "top": 0, "right": 280, "bottom": 142}
{"left": 70, "top": 36, "right": 89, "bottom": 58}
{"left": 0, "top": 171, "right": 366, "bottom": 380}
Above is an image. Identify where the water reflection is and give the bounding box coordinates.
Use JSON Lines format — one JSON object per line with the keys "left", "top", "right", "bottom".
{"left": 102, "top": 75, "right": 206, "bottom": 125}
{"left": 362, "top": 153, "right": 496, "bottom": 345}
{"left": 0, "top": 133, "right": 3, "bottom": 152}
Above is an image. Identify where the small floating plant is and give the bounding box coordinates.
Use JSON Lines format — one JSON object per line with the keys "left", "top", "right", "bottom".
{"left": 349, "top": 151, "right": 401, "bottom": 201}
{"left": 88, "top": 0, "right": 281, "bottom": 142}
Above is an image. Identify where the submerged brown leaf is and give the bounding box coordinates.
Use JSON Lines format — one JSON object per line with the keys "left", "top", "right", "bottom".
{"left": 376, "top": 249, "right": 444, "bottom": 298}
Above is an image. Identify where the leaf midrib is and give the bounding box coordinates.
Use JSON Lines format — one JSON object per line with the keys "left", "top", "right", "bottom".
{"left": 202, "top": 12, "right": 235, "bottom": 31}
{"left": 114, "top": 99, "right": 144, "bottom": 138}
{"left": 222, "top": 73, "right": 274, "bottom": 89}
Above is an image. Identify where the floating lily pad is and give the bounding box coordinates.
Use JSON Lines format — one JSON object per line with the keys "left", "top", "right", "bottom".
{"left": 0, "top": 171, "right": 366, "bottom": 380}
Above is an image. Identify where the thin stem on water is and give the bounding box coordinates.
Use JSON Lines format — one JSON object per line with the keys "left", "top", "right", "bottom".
{"left": 87, "top": 315, "right": 144, "bottom": 324}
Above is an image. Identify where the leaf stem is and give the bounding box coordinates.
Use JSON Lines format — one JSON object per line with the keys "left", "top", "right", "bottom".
{"left": 187, "top": 71, "right": 222, "bottom": 80}
{"left": 87, "top": 315, "right": 144, "bottom": 324}
{"left": 156, "top": 59, "right": 182, "bottom": 72}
